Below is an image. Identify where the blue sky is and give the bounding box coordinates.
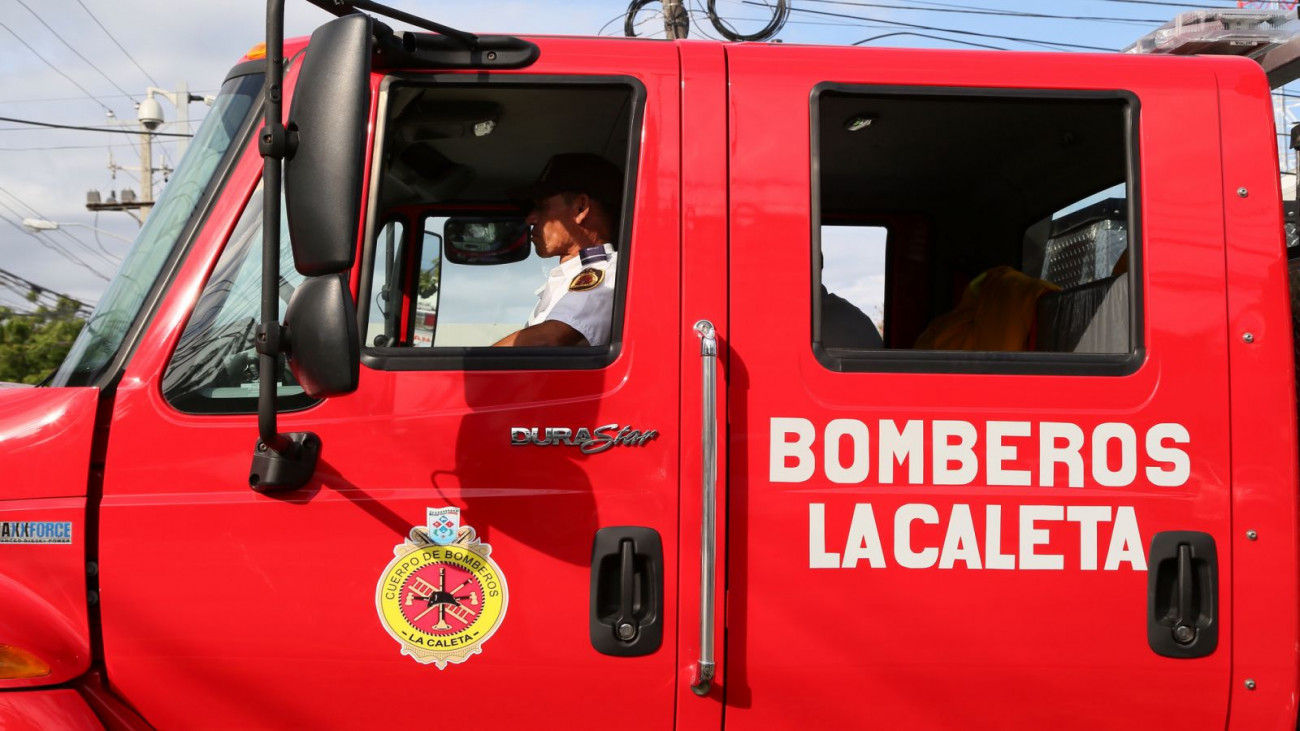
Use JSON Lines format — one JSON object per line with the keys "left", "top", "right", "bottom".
{"left": 0, "top": 0, "right": 1271, "bottom": 312}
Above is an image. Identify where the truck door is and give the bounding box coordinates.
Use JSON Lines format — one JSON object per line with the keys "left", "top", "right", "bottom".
{"left": 94, "top": 38, "right": 684, "bottom": 728}
{"left": 724, "top": 45, "right": 1232, "bottom": 727}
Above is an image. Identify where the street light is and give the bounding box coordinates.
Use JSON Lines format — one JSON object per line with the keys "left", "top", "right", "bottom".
{"left": 21, "top": 218, "right": 133, "bottom": 244}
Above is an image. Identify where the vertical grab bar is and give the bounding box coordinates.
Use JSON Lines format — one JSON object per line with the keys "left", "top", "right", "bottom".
{"left": 691, "top": 320, "right": 718, "bottom": 697}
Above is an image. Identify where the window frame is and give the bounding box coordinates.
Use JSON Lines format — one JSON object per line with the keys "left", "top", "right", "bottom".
{"left": 810, "top": 83, "right": 1145, "bottom": 376}
{"left": 357, "top": 73, "right": 647, "bottom": 372}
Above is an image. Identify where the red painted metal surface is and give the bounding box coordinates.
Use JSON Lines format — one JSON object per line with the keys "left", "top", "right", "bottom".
{"left": 676, "top": 40, "right": 728, "bottom": 729}
{"left": 724, "top": 45, "right": 1236, "bottom": 728}
{"left": 10, "top": 28, "right": 1291, "bottom": 728}
{"left": 0, "top": 387, "right": 95, "bottom": 689}
{"left": 0, "top": 387, "right": 97, "bottom": 501}
{"left": 96, "top": 37, "right": 685, "bottom": 728}
{"left": 0, "top": 689, "right": 102, "bottom": 730}
{"left": 1217, "top": 58, "right": 1300, "bottom": 729}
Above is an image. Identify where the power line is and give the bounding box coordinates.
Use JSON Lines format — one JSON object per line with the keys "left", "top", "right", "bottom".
{"left": 0, "top": 187, "right": 119, "bottom": 274}
{"left": 0, "top": 266, "right": 89, "bottom": 312}
{"left": 14, "top": 0, "right": 140, "bottom": 102}
{"left": 0, "top": 22, "right": 116, "bottom": 114}
{"left": 1087, "top": 0, "right": 1237, "bottom": 7}
{"left": 73, "top": 0, "right": 161, "bottom": 88}
{"left": 854, "top": 31, "right": 1006, "bottom": 50}
{"left": 0, "top": 214, "right": 111, "bottom": 282}
{"left": 0, "top": 117, "right": 194, "bottom": 138}
{"left": 766, "top": 1, "right": 1118, "bottom": 51}
{"left": 0, "top": 142, "right": 139, "bottom": 152}
{"left": 799, "top": 0, "right": 1167, "bottom": 24}
{"left": 0, "top": 90, "right": 217, "bottom": 104}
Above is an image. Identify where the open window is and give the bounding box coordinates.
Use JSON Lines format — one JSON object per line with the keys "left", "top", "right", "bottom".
{"left": 359, "top": 78, "right": 642, "bottom": 370}
{"left": 813, "top": 86, "right": 1140, "bottom": 374}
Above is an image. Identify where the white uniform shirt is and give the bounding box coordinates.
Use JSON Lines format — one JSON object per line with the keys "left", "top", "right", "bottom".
{"left": 527, "top": 243, "right": 618, "bottom": 346}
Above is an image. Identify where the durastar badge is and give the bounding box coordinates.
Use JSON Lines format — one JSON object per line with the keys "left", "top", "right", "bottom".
{"left": 375, "top": 513, "right": 508, "bottom": 669}
{"left": 510, "top": 423, "right": 659, "bottom": 453}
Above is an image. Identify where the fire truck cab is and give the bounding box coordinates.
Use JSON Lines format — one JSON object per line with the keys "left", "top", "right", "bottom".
{"left": 3, "top": 3, "right": 1300, "bottom": 728}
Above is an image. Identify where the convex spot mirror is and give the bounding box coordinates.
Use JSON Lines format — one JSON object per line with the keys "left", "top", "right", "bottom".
{"left": 284, "top": 274, "right": 359, "bottom": 398}
{"left": 444, "top": 216, "right": 530, "bottom": 265}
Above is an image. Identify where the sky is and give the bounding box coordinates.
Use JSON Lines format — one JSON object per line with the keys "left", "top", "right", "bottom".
{"left": 0, "top": 0, "right": 1270, "bottom": 314}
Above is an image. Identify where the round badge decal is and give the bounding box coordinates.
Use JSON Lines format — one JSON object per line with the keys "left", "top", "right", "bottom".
{"left": 376, "top": 513, "right": 508, "bottom": 669}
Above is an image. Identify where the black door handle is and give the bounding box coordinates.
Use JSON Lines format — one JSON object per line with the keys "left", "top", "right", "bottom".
{"left": 591, "top": 526, "right": 663, "bottom": 656}
{"left": 1148, "top": 531, "right": 1217, "bottom": 658}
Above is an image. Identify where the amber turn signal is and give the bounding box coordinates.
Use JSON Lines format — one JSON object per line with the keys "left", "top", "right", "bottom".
{"left": 0, "top": 644, "right": 51, "bottom": 679}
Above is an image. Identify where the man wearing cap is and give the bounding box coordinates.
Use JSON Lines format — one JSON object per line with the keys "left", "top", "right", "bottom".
{"left": 494, "top": 153, "right": 623, "bottom": 347}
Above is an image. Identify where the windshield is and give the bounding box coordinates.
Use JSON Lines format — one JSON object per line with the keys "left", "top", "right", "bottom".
{"left": 51, "top": 71, "right": 264, "bottom": 387}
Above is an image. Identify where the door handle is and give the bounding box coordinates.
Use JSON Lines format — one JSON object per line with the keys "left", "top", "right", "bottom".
{"left": 590, "top": 527, "right": 662, "bottom": 657}
{"left": 1148, "top": 531, "right": 1217, "bottom": 658}
{"left": 691, "top": 320, "right": 719, "bottom": 696}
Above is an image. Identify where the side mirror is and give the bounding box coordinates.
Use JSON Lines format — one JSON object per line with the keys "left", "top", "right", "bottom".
{"left": 284, "top": 13, "right": 373, "bottom": 276}
{"left": 443, "top": 216, "right": 530, "bottom": 265}
{"left": 284, "top": 274, "right": 359, "bottom": 398}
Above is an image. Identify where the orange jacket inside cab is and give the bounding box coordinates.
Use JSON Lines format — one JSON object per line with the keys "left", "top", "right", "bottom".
{"left": 2, "top": 2, "right": 1299, "bottom": 728}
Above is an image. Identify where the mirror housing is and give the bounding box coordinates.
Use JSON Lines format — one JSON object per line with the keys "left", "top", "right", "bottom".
{"left": 284, "top": 13, "right": 372, "bottom": 276}
{"left": 443, "top": 216, "right": 530, "bottom": 265}
{"left": 284, "top": 274, "right": 359, "bottom": 398}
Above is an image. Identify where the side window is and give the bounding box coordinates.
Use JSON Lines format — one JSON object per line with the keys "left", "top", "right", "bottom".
{"left": 365, "top": 219, "right": 407, "bottom": 348}
{"left": 814, "top": 89, "right": 1137, "bottom": 372}
{"left": 360, "top": 80, "right": 640, "bottom": 366}
{"left": 820, "top": 224, "right": 886, "bottom": 348}
{"left": 162, "top": 183, "right": 313, "bottom": 413}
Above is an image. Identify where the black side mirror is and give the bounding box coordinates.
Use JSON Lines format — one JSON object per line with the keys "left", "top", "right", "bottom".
{"left": 284, "top": 274, "right": 359, "bottom": 398}
{"left": 444, "top": 216, "right": 530, "bottom": 265}
{"left": 284, "top": 13, "right": 372, "bottom": 276}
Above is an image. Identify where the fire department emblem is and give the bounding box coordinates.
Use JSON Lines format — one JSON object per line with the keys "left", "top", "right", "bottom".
{"left": 568, "top": 267, "right": 604, "bottom": 291}
{"left": 375, "top": 511, "right": 508, "bottom": 669}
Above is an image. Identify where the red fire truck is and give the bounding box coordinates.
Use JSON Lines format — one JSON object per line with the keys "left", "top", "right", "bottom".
{"left": 4, "top": 1, "right": 1300, "bottom": 727}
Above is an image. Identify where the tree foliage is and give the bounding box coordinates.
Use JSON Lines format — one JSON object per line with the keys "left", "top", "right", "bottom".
{"left": 0, "top": 295, "right": 86, "bottom": 385}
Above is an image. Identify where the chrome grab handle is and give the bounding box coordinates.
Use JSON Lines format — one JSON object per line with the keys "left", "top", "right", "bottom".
{"left": 690, "top": 319, "right": 718, "bottom": 697}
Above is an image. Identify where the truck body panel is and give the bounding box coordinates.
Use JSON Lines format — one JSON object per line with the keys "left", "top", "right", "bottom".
{"left": 3, "top": 17, "right": 1300, "bottom": 729}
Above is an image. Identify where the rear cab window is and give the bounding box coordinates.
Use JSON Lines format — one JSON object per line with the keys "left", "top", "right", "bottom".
{"left": 813, "top": 87, "right": 1140, "bottom": 374}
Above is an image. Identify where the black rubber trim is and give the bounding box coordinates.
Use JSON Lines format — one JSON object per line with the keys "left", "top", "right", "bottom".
{"left": 225, "top": 58, "right": 267, "bottom": 82}
{"left": 359, "top": 73, "right": 646, "bottom": 372}
{"left": 809, "top": 83, "right": 1145, "bottom": 377}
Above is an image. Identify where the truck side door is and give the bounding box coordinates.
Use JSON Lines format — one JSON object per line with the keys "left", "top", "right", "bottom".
{"left": 724, "top": 44, "right": 1232, "bottom": 727}
{"left": 95, "top": 38, "right": 684, "bottom": 728}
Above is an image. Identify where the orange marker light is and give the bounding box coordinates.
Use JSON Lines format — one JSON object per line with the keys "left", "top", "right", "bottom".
{"left": 0, "top": 645, "right": 51, "bottom": 679}
{"left": 246, "top": 42, "right": 268, "bottom": 60}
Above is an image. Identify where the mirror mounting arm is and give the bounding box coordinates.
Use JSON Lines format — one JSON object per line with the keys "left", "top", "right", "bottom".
{"left": 251, "top": 0, "right": 321, "bottom": 492}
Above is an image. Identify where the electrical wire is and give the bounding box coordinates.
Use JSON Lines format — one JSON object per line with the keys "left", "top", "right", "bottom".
{"left": 0, "top": 187, "right": 120, "bottom": 272}
{"left": 1086, "top": 0, "right": 1237, "bottom": 7}
{"left": 854, "top": 31, "right": 1006, "bottom": 50}
{"left": 0, "top": 266, "right": 89, "bottom": 312}
{"left": 73, "top": 0, "right": 161, "bottom": 88}
{"left": 0, "top": 142, "right": 139, "bottom": 151}
{"left": 708, "top": 0, "right": 789, "bottom": 40}
{"left": 14, "top": 0, "right": 140, "bottom": 102}
{"left": 0, "top": 90, "right": 217, "bottom": 104}
{"left": 0, "top": 117, "right": 194, "bottom": 138}
{"left": 766, "top": 2, "right": 1118, "bottom": 51}
{"left": 0, "top": 214, "right": 110, "bottom": 283}
{"left": 0, "top": 22, "right": 117, "bottom": 115}
{"left": 800, "top": 0, "right": 1167, "bottom": 24}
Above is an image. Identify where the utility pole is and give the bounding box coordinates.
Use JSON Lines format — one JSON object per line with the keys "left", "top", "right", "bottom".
{"left": 662, "top": 0, "right": 688, "bottom": 39}
{"left": 88, "top": 83, "right": 211, "bottom": 224}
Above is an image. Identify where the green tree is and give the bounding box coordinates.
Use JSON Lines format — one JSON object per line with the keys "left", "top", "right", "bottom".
{"left": 0, "top": 295, "right": 86, "bottom": 385}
